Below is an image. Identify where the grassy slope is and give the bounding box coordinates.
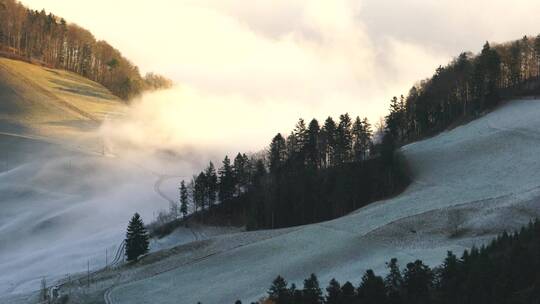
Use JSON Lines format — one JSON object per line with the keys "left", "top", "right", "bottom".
{"left": 0, "top": 57, "right": 125, "bottom": 142}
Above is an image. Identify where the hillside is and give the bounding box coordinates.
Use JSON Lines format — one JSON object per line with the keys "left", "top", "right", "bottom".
{"left": 25, "top": 97, "right": 536, "bottom": 304}
{"left": 0, "top": 57, "right": 125, "bottom": 148}
{"left": 0, "top": 58, "right": 134, "bottom": 301}
{"left": 0, "top": 0, "right": 172, "bottom": 100}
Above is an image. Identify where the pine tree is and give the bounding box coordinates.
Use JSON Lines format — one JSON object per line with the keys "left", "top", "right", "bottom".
{"left": 205, "top": 162, "right": 218, "bottom": 207}
{"left": 193, "top": 172, "right": 207, "bottom": 212}
{"left": 325, "top": 278, "right": 342, "bottom": 304}
{"left": 438, "top": 251, "right": 461, "bottom": 303}
{"left": 124, "top": 213, "right": 149, "bottom": 262}
{"left": 233, "top": 153, "right": 248, "bottom": 192}
{"left": 294, "top": 118, "right": 308, "bottom": 154}
{"left": 321, "top": 117, "right": 337, "bottom": 167}
{"left": 341, "top": 281, "right": 356, "bottom": 303}
{"left": 357, "top": 269, "right": 388, "bottom": 304}
{"left": 218, "top": 156, "right": 235, "bottom": 204}
{"left": 180, "top": 180, "right": 188, "bottom": 218}
{"left": 385, "top": 258, "right": 403, "bottom": 304}
{"left": 269, "top": 133, "right": 287, "bottom": 174}
{"left": 352, "top": 116, "right": 364, "bottom": 161}
{"left": 268, "top": 275, "right": 290, "bottom": 304}
{"left": 306, "top": 119, "right": 321, "bottom": 168}
{"left": 402, "top": 260, "right": 433, "bottom": 304}
{"left": 303, "top": 273, "right": 324, "bottom": 304}
{"left": 336, "top": 113, "right": 353, "bottom": 163}
{"left": 360, "top": 117, "right": 373, "bottom": 159}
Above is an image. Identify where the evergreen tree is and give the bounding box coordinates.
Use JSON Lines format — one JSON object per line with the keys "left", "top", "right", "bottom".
{"left": 352, "top": 116, "right": 364, "bottom": 161}
{"left": 233, "top": 153, "right": 248, "bottom": 192}
{"left": 219, "top": 156, "right": 235, "bottom": 204}
{"left": 306, "top": 119, "right": 321, "bottom": 168}
{"left": 341, "top": 281, "right": 356, "bottom": 303}
{"left": 268, "top": 275, "right": 290, "bottom": 304}
{"left": 205, "top": 162, "right": 218, "bottom": 207}
{"left": 303, "top": 273, "right": 324, "bottom": 304}
{"left": 124, "top": 213, "right": 149, "bottom": 262}
{"left": 325, "top": 278, "right": 342, "bottom": 304}
{"left": 402, "top": 260, "right": 433, "bottom": 304}
{"left": 357, "top": 269, "right": 388, "bottom": 304}
{"left": 193, "top": 172, "right": 207, "bottom": 212}
{"left": 336, "top": 113, "right": 353, "bottom": 163}
{"left": 386, "top": 96, "right": 403, "bottom": 142}
{"left": 385, "top": 258, "right": 403, "bottom": 304}
{"left": 294, "top": 118, "right": 309, "bottom": 154}
{"left": 437, "top": 251, "right": 461, "bottom": 303}
{"left": 321, "top": 117, "right": 337, "bottom": 167}
{"left": 360, "top": 117, "right": 373, "bottom": 159}
{"left": 180, "top": 180, "right": 188, "bottom": 218}
{"left": 269, "top": 133, "right": 287, "bottom": 174}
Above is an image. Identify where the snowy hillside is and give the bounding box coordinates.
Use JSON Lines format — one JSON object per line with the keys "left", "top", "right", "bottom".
{"left": 101, "top": 98, "right": 540, "bottom": 304}
{"left": 3, "top": 97, "right": 540, "bottom": 304}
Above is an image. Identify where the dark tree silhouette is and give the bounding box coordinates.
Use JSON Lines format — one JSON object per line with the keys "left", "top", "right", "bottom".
{"left": 179, "top": 180, "right": 188, "bottom": 218}
{"left": 124, "top": 213, "right": 149, "bottom": 262}
{"left": 0, "top": 0, "right": 171, "bottom": 99}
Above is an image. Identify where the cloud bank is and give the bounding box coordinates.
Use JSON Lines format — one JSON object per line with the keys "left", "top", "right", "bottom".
{"left": 20, "top": 0, "right": 540, "bottom": 152}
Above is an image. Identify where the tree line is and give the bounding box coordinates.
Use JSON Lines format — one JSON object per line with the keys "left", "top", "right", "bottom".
{"left": 222, "top": 219, "right": 540, "bottom": 304}
{"left": 165, "top": 34, "right": 540, "bottom": 232}
{"left": 159, "top": 113, "right": 408, "bottom": 233}
{"left": 385, "top": 35, "right": 540, "bottom": 145}
{"left": 0, "top": 0, "right": 172, "bottom": 100}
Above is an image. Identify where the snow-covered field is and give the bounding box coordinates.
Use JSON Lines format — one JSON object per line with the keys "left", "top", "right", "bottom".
{"left": 103, "top": 99, "right": 540, "bottom": 304}
{"left": 0, "top": 134, "right": 228, "bottom": 301}
{"left": 4, "top": 98, "right": 540, "bottom": 304}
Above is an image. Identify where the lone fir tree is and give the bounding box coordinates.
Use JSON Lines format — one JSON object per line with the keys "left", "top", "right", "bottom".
{"left": 180, "top": 180, "right": 188, "bottom": 218}
{"left": 125, "top": 213, "right": 149, "bottom": 262}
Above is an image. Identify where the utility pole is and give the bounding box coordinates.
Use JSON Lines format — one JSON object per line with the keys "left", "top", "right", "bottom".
{"left": 87, "top": 260, "right": 90, "bottom": 289}
{"left": 105, "top": 248, "right": 108, "bottom": 268}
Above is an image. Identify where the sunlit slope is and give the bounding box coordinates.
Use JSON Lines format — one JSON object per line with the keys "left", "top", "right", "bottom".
{"left": 0, "top": 57, "right": 125, "bottom": 140}
{"left": 108, "top": 99, "right": 540, "bottom": 304}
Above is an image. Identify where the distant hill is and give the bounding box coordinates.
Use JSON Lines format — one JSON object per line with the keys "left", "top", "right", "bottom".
{"left": 0, "top": 57, "right": 126, "bottom": 142}
{"left": 0, "top": 0, "right": 172, "bottom": 100}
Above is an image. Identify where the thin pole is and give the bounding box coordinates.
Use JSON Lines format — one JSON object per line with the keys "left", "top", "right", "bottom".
{"left": 87, "top": 260, "right": 90, "bottom": 288}
{"left": 106, "top": 248, "right": 108, "bottom": 268}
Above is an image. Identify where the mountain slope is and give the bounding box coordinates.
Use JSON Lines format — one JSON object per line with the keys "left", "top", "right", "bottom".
{"left": 99, "top": 98, "right": 540, "bottom": 304}
{"left": 0, "top": 57, "right": 125, "bottom": 142}
{"left": 0, "top": 58, "right": 141, "bottom": 300}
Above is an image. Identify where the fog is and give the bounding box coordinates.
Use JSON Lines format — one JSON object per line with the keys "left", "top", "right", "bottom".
{"left": 0, "top": 131, "right": 198, "bottom": 296}
{"left": 5, "top": 0, "right": 540, "bottom": 298}
{"left": 21, "top": 0, "right": 540, "bottom": 128}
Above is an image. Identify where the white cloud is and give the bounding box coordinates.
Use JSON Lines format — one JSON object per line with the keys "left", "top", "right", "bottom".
{"left": 20, "top": 0, "right": 540, "bottom": 151}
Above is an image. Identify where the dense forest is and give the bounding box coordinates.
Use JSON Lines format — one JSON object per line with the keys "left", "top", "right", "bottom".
{"left": 0, "top": 0, "right": 172, "bottom": 99}
{"left": 157, "top": 35, "right": 540, "bottom": 233}
{"left": 148, "top": 113, "right": 408, "bottom": 237}
{"left": 234, "top": 219, "right": 540, "bottom": 304}
{"left": 386, "top": 35, "right": 540, "bottom": 145}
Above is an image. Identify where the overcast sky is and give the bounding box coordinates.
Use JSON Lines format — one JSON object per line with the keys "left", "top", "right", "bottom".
{"left": 20, "top": 0, "right": 540, "bottom": 151}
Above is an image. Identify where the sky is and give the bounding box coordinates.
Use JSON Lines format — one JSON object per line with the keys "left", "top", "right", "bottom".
{"left": 20, "top": 0, "right": 540, "bottom": 152}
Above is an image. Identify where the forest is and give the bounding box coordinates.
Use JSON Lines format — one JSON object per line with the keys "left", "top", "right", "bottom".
{"left": 148, "top": 113, "right": 408, "bottom": 238}
{"left": 386, "top": 35, "right": 540, "bottom": 144}
{"left": 0, "top": 0, "right": 172, "bottom": 99}
{"left": 240, "top": 219, "right": 540, "bottom": 304}
{"left": 151, "top": 34, "right": 540, "bottom": 235}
